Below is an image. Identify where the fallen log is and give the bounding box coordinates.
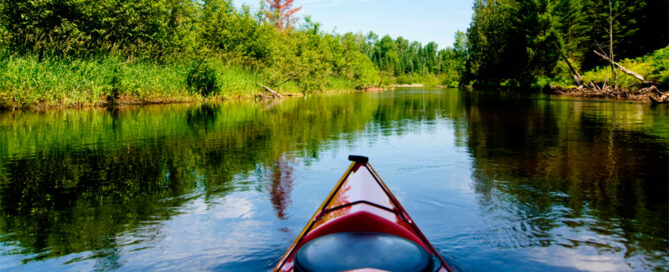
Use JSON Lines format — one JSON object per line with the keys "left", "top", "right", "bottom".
{"left": 593, "top": 50, "right": 645, "bottom": 82}
{"left": 555, "top": 43, "right": 583, "bottom": 85}
{"left": 649, "top": 94, "right": 665, "bottom": 104}
{"left": 261, "top": 85, "right": 284, "bottom": 99}
{"left": 589, "top": 81, "right": 601, "bottom": 93}
{"left": 648, "top": 86, "right": 669, "bottom": 104}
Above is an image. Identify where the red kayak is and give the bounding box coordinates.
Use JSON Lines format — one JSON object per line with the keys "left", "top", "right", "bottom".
{"left": 275, "top": 155, "right": 452, "bottom": 272}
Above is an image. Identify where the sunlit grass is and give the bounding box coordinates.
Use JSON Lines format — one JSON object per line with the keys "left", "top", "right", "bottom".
{"left": 0, "top": 51, "right": 371, "bottom": 109}
{"left": 0, "top": 53, "right": 194, "bottom": 107}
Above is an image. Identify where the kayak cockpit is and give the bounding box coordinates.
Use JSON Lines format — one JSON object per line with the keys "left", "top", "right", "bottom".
{"left": 295, "top": 232, "right": 438, "bottom": 272}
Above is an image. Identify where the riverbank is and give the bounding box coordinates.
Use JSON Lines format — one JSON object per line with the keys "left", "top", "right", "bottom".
{"left": 0, "top": 54, "right": 366, "bottom": 111}
{"left": 551, "top": 84, "right": 668, "bottom": 104}
{"left": 0, "top": 54, "right": 458, "bottom": 111}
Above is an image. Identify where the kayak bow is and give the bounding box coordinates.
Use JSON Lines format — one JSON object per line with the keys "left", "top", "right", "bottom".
{"left": 274, "top": 155, "right": 452, "bottom": 272}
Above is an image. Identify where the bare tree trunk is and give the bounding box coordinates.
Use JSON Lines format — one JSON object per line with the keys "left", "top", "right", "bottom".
{"left": 609, "top": 0, "right": 617, "bottom": 86}
{"left": 422, "top": 57, "right": 426, "bottom": 76}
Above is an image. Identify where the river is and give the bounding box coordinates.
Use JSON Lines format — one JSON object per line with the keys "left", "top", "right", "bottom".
{"left": 0, "top": 89, "right": 667, "bottom": 271}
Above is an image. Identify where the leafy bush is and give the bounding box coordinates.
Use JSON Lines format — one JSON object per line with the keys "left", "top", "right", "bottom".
{"left": 187, "top": 62, "right": 219, "bottom": 97}
{"left": 647, "top": 46, "right": 669, "bottom": 86}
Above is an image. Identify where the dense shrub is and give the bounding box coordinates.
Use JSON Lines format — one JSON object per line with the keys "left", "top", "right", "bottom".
{"left": 187, "top": 62, "right": 219, "bottom": 97}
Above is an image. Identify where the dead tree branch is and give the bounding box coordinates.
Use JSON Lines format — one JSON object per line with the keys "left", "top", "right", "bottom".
{"left": 593, "top": 50, "right": 646, "bottom": 82}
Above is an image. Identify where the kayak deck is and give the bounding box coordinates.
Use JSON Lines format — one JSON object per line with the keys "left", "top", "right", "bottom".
{"left": 274, "top": 156, "right": 451, "bottom": 272}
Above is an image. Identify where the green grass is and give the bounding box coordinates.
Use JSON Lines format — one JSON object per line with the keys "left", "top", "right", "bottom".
{"left": 215, "top": 65, "right": 266, "bottom": 96}
{"left": 0, "top": 53, "right": 195, "bottom": 108}
{"left": 0, "top": 50, "right": 371, "bottom": 109}
{"left": 323, "top": 77, "right": 356, "bottom": 91}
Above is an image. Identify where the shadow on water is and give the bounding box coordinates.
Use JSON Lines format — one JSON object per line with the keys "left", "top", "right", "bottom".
{"left": 0, "top": 89, "right": 666, "bottom": 270}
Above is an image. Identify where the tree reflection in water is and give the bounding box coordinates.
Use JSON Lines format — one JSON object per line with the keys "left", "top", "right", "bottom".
{"left": 0, "top": 94, "right": 378, "bottom": 264}
{"left": 461, "top": 91, "right": 668, "bottom": 267}
{"left": 270, "top": 157, "right": 294, "bottom": 220}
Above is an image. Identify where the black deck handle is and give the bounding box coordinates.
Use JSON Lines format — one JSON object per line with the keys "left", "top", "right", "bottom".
{"left": 348, "top": 155, "right": 369, "bottom": 163}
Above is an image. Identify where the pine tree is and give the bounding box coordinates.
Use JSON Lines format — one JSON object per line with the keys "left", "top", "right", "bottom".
{"left": 552, "top": 0, "right": 589, "bottom": 65}
{"left": 581, "top": 0, "right": 646, "bottom": 69}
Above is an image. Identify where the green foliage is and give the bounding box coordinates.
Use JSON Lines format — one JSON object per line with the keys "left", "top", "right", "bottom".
{"left": 362, "top": 32, "right": 465, "bottom": 83}
{"left": 347, "top": 30, "right": 467, "bottom": 88}
{"left": 0, "top": 1, "right": 384, "bottom": 105}
{"left": 0, "top": 0, "right": 466, "bottom": 107}
{"left": 198, "top": 0, "right": 274, "bottom": 65}
{"left": 262, "top": 20, "right": 385, "bottom": 92}
{"left": 646, "top": 46, "right": 669, "bottom": 86}
{"left": 0, "top": 0, "right": 198, "bottom": 57}
{"left": 464, "top": 0, "right": 667, "bottom": 88}
{"left": 579, "top": 45, "right": 669, "bottom": 87}
{"left": 465, "top": 0, "right": 560, "bottom": 87}
{"left": 187, "top": 62, "right": 219, "bottom": 97}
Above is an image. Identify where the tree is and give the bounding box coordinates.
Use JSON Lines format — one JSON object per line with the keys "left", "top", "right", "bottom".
{"left": 0, "top": 0, "right": 198, "bottom": 56}
{"left": 263, "top": 0, "right": 301, "bottom": 30}
{"left": 198, "top": 0, "right": 273, "bottom": 64}
{"left": 462, "top": 0, "right": 658, "bottom": 87}
{"left": 409, "top": 41, "right": 422, "bottom": 73}
{"left": 373, "top": 35, "right": 399, "bottom": 73}
{"left": 453, "top": 30, "right": 467, "bottom": 61}
{"left": 423, "top": 42, "right": 439, "bottom": 74}
{"left": 552, "top": 0, "right": 588, "bottom": 63}
{"left": 465, "top": 0, "right": 528, "bottom": 86}
{"left": 395, "top": 37, "right": 410, "bottom": 74}
{"left": 581, "top": 0, "right": 648, "bottom": 69}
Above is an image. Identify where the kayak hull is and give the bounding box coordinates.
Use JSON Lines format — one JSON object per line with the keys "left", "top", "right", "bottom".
{"left": 274, "top": 156, "right": 452, "bottom": 272}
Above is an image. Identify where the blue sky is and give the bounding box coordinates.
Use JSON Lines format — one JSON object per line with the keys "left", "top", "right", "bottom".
{"left": 233, "top": 0, "right": 473, "bottom": 49}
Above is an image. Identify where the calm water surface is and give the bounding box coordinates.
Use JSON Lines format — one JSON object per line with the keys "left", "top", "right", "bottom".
{"left": 0, "top": 89, "right": 667, "bottom": 271}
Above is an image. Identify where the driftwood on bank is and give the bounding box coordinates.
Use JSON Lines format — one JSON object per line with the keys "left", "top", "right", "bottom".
{"left": 552, "top": 83, "right": 668, "bottom": 104}
{"left": 646, "top": 86, "right": 669, "bottom": 105}
{"left": 258, "top": 85, "right": 284, "bottom": 99}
